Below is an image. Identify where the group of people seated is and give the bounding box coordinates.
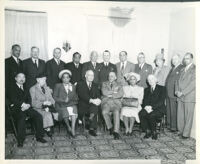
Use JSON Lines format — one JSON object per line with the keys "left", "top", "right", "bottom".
{"left": 5, "top": 44, "right": 195, "bottom": 148}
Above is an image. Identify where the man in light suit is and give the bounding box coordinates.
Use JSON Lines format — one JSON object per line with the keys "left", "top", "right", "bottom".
{"left": 166, "top": 54, "right": 184, "bottom": 131}
{"left": 116, "top": 51, "right": 135, "bottom": 86}
{"left": 99, "top": 50, "right": 117, "bottom": 85}
{"left": 175, "top": 53, "right": 196, "bottom": 139}
{"left": 81, "top": 51, "right": 101, "bottom": 85}
{"left": 134, "top": 52, "right": 153, "bottom": 88}
{"left": 22, "top": 47, "right": 46, "bottom": 91}
{"left": 101, "top": 71, "right": 124, "bottom": 139}
{"left": 46, "top": 48, "right": 65, "bottom": 90}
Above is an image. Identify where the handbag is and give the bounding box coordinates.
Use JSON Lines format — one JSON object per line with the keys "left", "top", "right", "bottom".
{"left": 122, "top": 97, "right": 139, "bottom": 107}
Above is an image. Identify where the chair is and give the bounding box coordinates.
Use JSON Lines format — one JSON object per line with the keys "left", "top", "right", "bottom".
{"left": 5, "top": 103, "right": 35, "bottom": 139}
{"left": 156, "top": 114, "right": 166, "bottom": 136}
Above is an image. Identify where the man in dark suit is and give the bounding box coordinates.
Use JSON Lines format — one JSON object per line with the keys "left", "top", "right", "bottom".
{"left": 46, "top": 47, "right": 65, "bottom": 89}
{"left": 22, "top": 46, "right": 46, "bottom": 90}
{"left": 9, "top": 72, "right": 47, "bottom": 147}
{"left": 139, "top": 74, "right": 166, "bottom": 140}
{"left": 135, "top": 52, "right": 153, "bottom": 88}
{"left": 65, "top": 52, "right": 83, "bottom": 85}
{"left": 5, "top": 44, "right": 23, "bottom": 98}
{"left": 166, "top": 54, "right": 184, "bottom": 132}
{"left": 81, "top": 51, "right": 101, "bottom": 85}
{"left": 99, "top": 50, "right": 117, "bottom": 86}
{"left": 77, "top": 70, "right": 101, "bottom": 136}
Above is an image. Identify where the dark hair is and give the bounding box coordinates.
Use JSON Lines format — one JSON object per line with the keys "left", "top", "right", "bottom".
{"left": 119, "top": 51, "right": 127, "bottom": 56}
{"left": 12, "top": 44, "right": 21, "bottom": 50}
{"left": 73, "top": 52, "right": 81, "bottom": 58}
{"left": 62, "top": 72, "right": 72, "bottom": 79}
{"left": 15, "top": 72, "right": 25, "bottom": 78}
{"left": 185, "top": 52, "right": 193, "bottom": 59}
{"left": 103, "top": 50, "right": 110, "bottom": 54}
{"left": 31, "top": 46, "right": 39, "bottom": 51}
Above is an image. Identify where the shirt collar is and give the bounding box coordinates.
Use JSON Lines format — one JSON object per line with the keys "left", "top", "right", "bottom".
{"left": 139, "top": 63, "right": 145, "bottom": 68}
{"left": 12, "top": 55, "right": 18, "bottom": 63}
{"left": 32, "top": 58, "right": 38, "bottom": 63}
{"left": 185, "top": 63, "right": 193, "bottom": 71}
{"left": 16, "top": 83, "right": 23, "bottom": 89}
{"left": 54, "top": 58, "right": 60, "bottom": 64}
{"left": 121, "top": 61, "right": 127, "bottom": 67}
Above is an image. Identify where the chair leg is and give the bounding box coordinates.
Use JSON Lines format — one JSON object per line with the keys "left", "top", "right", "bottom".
{"left": 10, "top": 118, "right": 18, "bottom": 139}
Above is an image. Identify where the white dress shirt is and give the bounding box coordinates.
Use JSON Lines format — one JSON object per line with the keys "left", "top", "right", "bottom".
{"left": 12, "top": 55, "right": 19, "bottom": 64}
{"left": 120, "top": 61, "right": 127, "bottom": 69}
{"left": 32, "top": 58, "right": 39, "bottom": 67}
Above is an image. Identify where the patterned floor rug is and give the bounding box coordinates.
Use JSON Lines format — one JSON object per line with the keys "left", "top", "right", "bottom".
{"left": 5, "top": 126, "right": 195, "bottom": 163}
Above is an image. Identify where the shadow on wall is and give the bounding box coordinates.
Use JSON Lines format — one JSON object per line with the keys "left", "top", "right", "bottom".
{"left": 109, "top": 7, "right": 134, "bottom": 27}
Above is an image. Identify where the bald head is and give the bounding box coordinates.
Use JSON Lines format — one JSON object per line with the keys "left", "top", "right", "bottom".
{"left": 171, "top": 54, "right": 181, "bottom": 67}
{"left": 90, "top": 51, "right": 98, "bottom": 62}
{"left": 85, "top": 70, "right": 94, "bottom": 82}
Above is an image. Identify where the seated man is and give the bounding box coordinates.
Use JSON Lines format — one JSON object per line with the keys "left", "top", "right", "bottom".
{"left": 139, "top": 74, "right": 166, "bottom": 140}
{"left": 76, "top": 70, "right": 101, "bottom": 136}
{"left": 30, "top": 74, "right": 57, "bottom": 138}
{"left": 101, "top": 71, "right": 124, "bottom": 139}
{"left": 9, "top": 73, "right": 46, "bottom": 147}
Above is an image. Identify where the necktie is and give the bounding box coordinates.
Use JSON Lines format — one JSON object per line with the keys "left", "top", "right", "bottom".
{"left": 93, "top": 63, "right": 96, "bottom": 69}
{"left": 121, "top": 62, "right": 124, "bottom": 75}
{"left": 139, "top": 64, "right": 142, "bottom": 70}
{"left": 57, "top": 60, "right": 60, "bottom": 65}
{"left": 17, "top": 58, "right": 20, "bottom": 66}
{"left": 41, "top": 87, "right": 45, "bottom": 94}
{"left": 34, "top": 60, "right": 38, "bottom": 68}
{"left": 88, "top": 83, "right": 92, "bottom": 90}
{"left": 151, "top": 87, "right": 154, "bottom": 93}
{"left": 76, "top": 64, "right": 78, "bottom": 68}
{"left": 19, "top": 85, "right": 23, "bottom": 91}
{"left": 110, "top": 83, "right": 113, "bottom": 89}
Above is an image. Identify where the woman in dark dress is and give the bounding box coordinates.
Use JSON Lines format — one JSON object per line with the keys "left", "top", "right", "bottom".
{"left": 53, "top": 69, "right": 78, "bottom": 137}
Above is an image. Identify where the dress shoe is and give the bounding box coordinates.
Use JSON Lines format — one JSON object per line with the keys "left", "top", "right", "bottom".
{"left": 17, "top": 141, "right": 23, "bottom": 147}
{"left": 113, "top": 132, "right": 120, "bottom": 140}
{"left": 152, "top": 131, "right": 158, "bottom": 140}
{"left": 181, "top": 136, "right": 189, "bottom": 139}
{"left": 46, "top": 131, "right": 52, "bottom": 138}
{"left": 143, "top": 130, "right": 151, "bottom": 139}
{"left": 108, "top": 128, "right": 113, "bottom": 135}
{"left": 36, "top": 138, "right": 47, "bottom": 143}
{"left": 89, "top": 130, "right": 97, "bottom": 136}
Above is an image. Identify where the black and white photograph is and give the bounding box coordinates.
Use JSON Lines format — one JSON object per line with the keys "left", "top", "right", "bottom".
{"left": 1, "top": 0, "right": 199, "bottom": 164}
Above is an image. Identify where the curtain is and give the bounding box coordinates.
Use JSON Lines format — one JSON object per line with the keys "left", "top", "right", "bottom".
{"left": 5, "top": 10, "right": 48, "bottom": 61}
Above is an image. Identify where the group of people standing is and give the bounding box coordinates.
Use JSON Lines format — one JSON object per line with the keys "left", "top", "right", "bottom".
{"left": 5, "top": 44, "right": 195, "bottom": 148}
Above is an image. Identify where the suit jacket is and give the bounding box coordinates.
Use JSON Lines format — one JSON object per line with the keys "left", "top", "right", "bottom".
{"left": 76, "top": 81, "right": 101, "bottom": 111}
{"left": 30, "top": 83, "right": 55, "bottom": 110}
{"left": 9, "top": 83, "right": 30, "bottom": 112}
{"left": 166, "top": 64, "right": 184, "bottom": 98}
{"left": 65, "top": 62, "right": 83, "bottom": 84}
{"left": 46, "top": 58, "right": 65, "bottom": 89}
{"left": 101, "top": 80, "right": 123, "bottom": 107}
{"left": 99, "top": 62, "right": 117, "bottom": 85}
{"left": 142, "top": 85, "right": 166, "bottom": 114}
{"left": 53, "top": 83, "right": 78, "bottom": 108}
{"left": 135, "top": 63, "right": 153, "bottom": 88}
{"left": 153, "top": 66, "right": 170, "bottom": 86}
{"left": 81, "top": 61, "right": 101, "bottom": 84}
{"left": 116, "top": 61, "right": 135, "bottom": 86}
{"left": 175, "top": 64, "right": 196, "bottom": 103}
{"left": 23, "top": 58, "right": 46, "bottom": 90}
{"left": 5, "top": 56, "right": 23, "bottom": 98}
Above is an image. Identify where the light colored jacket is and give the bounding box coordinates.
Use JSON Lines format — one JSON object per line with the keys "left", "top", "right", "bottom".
{"left": 175, "top": 64, "right": 196, "bottom": 103}
{"left": 30, "top": 83, "right": 55, "bottom": 110}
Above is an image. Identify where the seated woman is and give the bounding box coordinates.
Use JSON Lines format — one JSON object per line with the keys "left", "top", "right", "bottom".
{"left": 30, "top": 74, "right": 57, "bottom": 138}
{"left": 120, "top": 72, "right": 144, "bottom": 136}
{"left": 53, "top": 69, "right": 78, "bottom": 138}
